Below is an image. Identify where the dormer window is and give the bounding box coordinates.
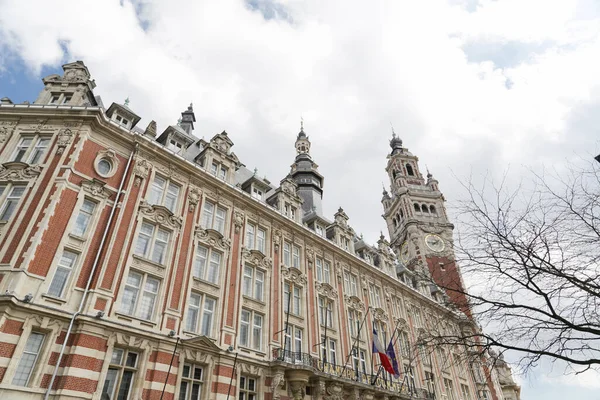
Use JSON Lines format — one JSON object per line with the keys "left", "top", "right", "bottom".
{"left": 167, "top": 139, "right": 183, "bottom": 153}
{"left": 50, "top": 94, "right": 61, "bottom": 104}
{"left": 252, "top": 187, "right": 263, "bottom": 200}
{"left": 61, "top": 94, "right": 73, "bottom": 104}
{"left": 49, "top": 92, "right": 73, "bottom": 105}
{"left": 114, "top": 114, "right": 130, "bottom": 129}
{"left": 210, "top": 162, "right": 227, "bottom": 180}
{"left": 316, "top": 225, "right": 324, "bottom": 237}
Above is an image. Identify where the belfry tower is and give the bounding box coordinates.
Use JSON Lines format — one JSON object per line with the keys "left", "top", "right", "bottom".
{"left": 382, "top": 134, "right": 470, "bottom": 315}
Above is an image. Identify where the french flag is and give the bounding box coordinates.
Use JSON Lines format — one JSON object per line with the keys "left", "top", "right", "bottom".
{"left": 372, "top": 329, "right": 395, "bottom": 375}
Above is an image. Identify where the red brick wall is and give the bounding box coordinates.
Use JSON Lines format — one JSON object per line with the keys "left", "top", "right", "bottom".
{"left": 426, "top": 256, "right": 471, "bottom": 318}
{"left": 168, "top": 187, "right": 193, "bottom": 311}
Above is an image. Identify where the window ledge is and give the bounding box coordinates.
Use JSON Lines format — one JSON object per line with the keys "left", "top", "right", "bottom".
{"left": 132, "top": 254, "right": 166, "bottom": 269}
{"left": 68, "top": 233, "right": 87, "bottom": 242}
{"left": 115, "top": 312, "right": 157, "bottom": 326}
{"left": 42, "top": 294, "right": 67, "bottom": 304}
{"left": 238, "top": 345, "right": 265, "bottom": 355}
{"left": 242, "top": 295, "right": 266, "bottom": 306}
{"left": 192, "top": 276, "right": 220, "bottom": 289}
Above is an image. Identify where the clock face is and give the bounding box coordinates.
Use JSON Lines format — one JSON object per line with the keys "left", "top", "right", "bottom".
{"left": 425, "top": 234, "right": 445, "bottom": 252}
{"left": 400, "top": 241, "right": 410, "bottom": 262}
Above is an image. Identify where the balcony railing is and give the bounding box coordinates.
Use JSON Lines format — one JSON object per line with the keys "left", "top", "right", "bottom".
{"left": 272, "top": 348, "right": 435, "bottom": 398}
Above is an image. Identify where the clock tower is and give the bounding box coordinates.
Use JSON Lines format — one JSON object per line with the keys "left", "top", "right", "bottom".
{"left": 382, "top": 134, "right": 470, "bottom": 316}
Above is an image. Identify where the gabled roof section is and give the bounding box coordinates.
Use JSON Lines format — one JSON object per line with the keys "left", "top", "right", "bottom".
{"left": 194, "top": 131, "right": 243, "bottom": 170}
{"left": 106, "top": 102, "right": 141, "bottom": 128}
{"left": 157, "top": 124, "right": 197, "bottom": 148}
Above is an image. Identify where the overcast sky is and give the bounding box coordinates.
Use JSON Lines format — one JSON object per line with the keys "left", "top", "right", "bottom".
{"left": 1, "top": 0, "right": 600, "bottom": 398}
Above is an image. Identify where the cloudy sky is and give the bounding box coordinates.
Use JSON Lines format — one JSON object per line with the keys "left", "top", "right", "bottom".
{"left": 1, "top": 0, "right": 600, "bottom": 398}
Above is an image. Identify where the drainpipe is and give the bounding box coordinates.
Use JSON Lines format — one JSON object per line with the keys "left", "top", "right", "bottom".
{"left": 44, "top": 143, "right": 138, "bottom": 400}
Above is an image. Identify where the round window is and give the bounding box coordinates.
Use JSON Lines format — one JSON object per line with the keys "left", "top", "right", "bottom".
{"left": 97, "top": 158, "right": 112, "bottom": 176}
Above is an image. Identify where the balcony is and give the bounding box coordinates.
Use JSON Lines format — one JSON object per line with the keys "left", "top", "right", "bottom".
{"left": 271, "top": 348, "right": 435, "bottom": 399}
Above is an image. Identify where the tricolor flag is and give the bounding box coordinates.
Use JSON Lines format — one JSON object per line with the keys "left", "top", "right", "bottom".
{"left": 372, "top": 329, "right": 395, "bottom": 375}
{"left": 386, "top": 341, "right": 401, "bottom": 378}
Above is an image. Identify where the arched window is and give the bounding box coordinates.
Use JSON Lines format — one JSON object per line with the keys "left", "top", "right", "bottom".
{"left": 400, "top": 209, "right": 404, "bottom": 219}
{"left": 406, "top": 164, "right": 414, "bottom": 176}
{"left": 421, "top": 204, "right": 429, "bottom": 213}
{"left": 430, "top": 205, "right": 436, "bottom": 215}
{"left": 414, "top": 203, "right": 420, "bottom": 213}
{"left": 393, "top": 218, "right": 398, "bottom": 227}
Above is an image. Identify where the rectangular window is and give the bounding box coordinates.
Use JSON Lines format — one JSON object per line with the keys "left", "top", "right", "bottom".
{"left": 369, "top": 284, "right": 382, "bottom": 308}
{"left": 292, "top": 245, "right": 300, "bottom": 269}
{"left": 239, "top": 309, "right": 263, "bottom": 351}
{"left": 283, "top": 324, "right": 303, "bottom": 361}
{"left": 412, "top": 307, "right": 423, "bottom": 328}
{"left": 460, "top": 384, "right": 471, "bottom": 400}
{"left": 134, "top": 222, "right": 170, "bottom": 264}
{"left": 425, "top": 371, "right": 436, "bottom": 396}
{"left": 219, "top": 166, "right": 227, "bottom": 180}
{"left": 179, "top": 364, "right": 203, "bottom": 400}
{"left": 119, "top": 271, "right": 160, "bottom": 320}
{"left": 61, "top": 94, "right": 73, "bottom": 104}
{"left": 102, "top": 348, "right": 138, "bottom": 400}
{"left": 404, "top": 365, "right": 416, "bottom": 392}
{"left": 12, "top": 136, "right": 50, "bottom": 164}
{"left": 373, "top": 320, "right": 387, "bottom": 346}
{"left": 245, "top": 224, "right": 255, "bottom": 249}
{"left": 50, "top": 94, "right": 61, "bottom": 104}
{"left": 443, "top": 378, "right": 455, "bottom": 400}
{"left": 210, "top": 162, "right": 218, "bottom": 176}
{"left": 251, "top": 187, "right": 263, "bottom": 200}
{"left": 47, "top": 250, "right": 78, "bottom": 298}
{"left": 399, "top": 331, "right": 411, "bottom": 357}
{"left": 283, "top": 242, "right": 291, "bottom": 267}
{"left": 348, "top": 309, "right": 362, "bottom": 338}
{"left": 200, "top": 201, "right": 226, "bottom": 234}
{"left": 242, "top": 265, "right": 264, "bottom": 301}
{"left": 245, "top": 223, "right": 266, "bottom": 254}
{"left": 147, "top": 175, "right": 180, "bottom": 212}
{"left": 418, "top": 344, "right": 430, "bottom": 366}
{"left": 256, "top": 228, "right": 266, "bottom": 253}
{"left": 12, "top": 332, "right": 45, "bottom": 386}
{"left": 318, "top": 296, "right": 333, "bottom": 328}
{"left": 192, "top": 245, "right": 221, "bottom": 284}
{"left": 320, "top": 337, "right": 337, "bottom": 366}
{"left": 316, "top": 258, "right": 330, "bottom": 284}
{"left": 72, "top": 198, "right": 97, "bottom": 236}
{"left": 316, "top": 225, "right": 324, "bottom": 237}
{"left": 0, "top": 184, "right": 25, "bottom": 221}
{"left": 186, "top": 293, "right": 216, "bottom": 337}
{"left": 283, "top": 282, "right": 302, "bottom": 316}
{"left": 395, "top": 297, "right": 405, "bottom": 318}
{"left": 239, "top": 376, "right": 257, "bottom": 400}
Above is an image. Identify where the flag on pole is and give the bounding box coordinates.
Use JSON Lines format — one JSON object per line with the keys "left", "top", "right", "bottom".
{"left": 386, "top": 341, "right": 401, "bottom": 378}
{"left": 372, "top": 329, "right": 395, "bottom": 375}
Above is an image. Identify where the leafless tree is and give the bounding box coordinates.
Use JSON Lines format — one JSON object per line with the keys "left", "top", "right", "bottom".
{"left": 423, "top": 160, "right": 600, "bottom": 372}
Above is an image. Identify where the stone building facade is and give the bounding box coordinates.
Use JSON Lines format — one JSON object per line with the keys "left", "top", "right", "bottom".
{"left": 0, "top": 61, "right": 519, "bottom": 400}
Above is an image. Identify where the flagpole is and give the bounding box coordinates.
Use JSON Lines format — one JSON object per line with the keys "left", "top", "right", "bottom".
{"left": 339, "top": 306, "right": 372, "bottom": 379}
{"left": 371, "top": 317, "right": 403, "bottom": 386}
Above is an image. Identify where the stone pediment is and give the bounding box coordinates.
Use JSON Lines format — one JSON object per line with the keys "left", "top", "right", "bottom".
{"left": 139, "top": 200, "right": 182, "bottom": 229}
{"left": 242, "top": 246, "right": 272, "bottom": 269}
{"left": 372, "top": 307, "right": 389, "bottom": 322}
{"left": 81, "top": 178, "right": 112, "bottom": 198}
{"left": 0, "top": 161, "right": 41, "bottom": 181}
{"left": 281, "top": 266, "right": 307, "bottom": 286}
{"left": 182, "top": 335, "right": 222, "bottom": 352}
{"left": 315, "top": 282, "right": 338, "bottom": 300}
{"left": 195, "top": 226, "right": 231, "bottom": 251}
{"left": 344, "top": 295, "right": 365, "bottom": 311}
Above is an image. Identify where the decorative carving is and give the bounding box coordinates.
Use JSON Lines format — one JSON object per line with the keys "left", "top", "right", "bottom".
{"left": 0, "top": 162, "right": 41, "bottom": 181}
{"left": 182, "top": 348, "right": 209, "bottom": 364}
{"left": 234, "top": 210, "right": 244, "bottom": 233}
{"left": 81, "top": 178, "right": 112, "bottom": 198}
{"left": 271, "top": 372, "right": 285, "bottom": 400}
{"left": 30, "top": 119, "right": 49, "bottom": 133}
{"left": 373, "top": 307, "right": 389, "bottom": 322}
{"left": 238, "top": 363, "right": 263, "bottom": 376}
{"left": 305, "top": 247, "right": 314, "bottom": 263}
{"left": 56, "top": 128, "right": 73, "bottom": 154}
{"left": 345, "top": 387, "right": 361, "bottom": 400}
{"left": 0, "top": 121, "right": 17, "bottom": 143}
{"left": 241, "top": 246, "right": 272, "bottom": 269}
{"left": 188, "top": 186, "right": 201, "bottom": 212}
{"left": 144, "top": 120, "right": 157, "bottom": 137}
{"left": 139, "top": 199, "right": 182, "bottom": 229}
{"left": 133, "top": 158, "right": 151, "bottom": 180}
{"left": 95, "top": 149, "right": 119, "bottom": 178}
{"left": 195, "top": 225, "right": 231, "bottom": 251}
{"left": 324, "top": 382, "right": 344, "bottom": 400}
{"left": 344, "top": 295, "right": 365, "bottom": 312}
{"left": 272, "top": 229, "right": 282, "bottom": 251}
{"left": 315, "top": 282, "right": 337, "bottom": 300}
{"left": 281, "top": 267, "right": 307, "bottom": 286}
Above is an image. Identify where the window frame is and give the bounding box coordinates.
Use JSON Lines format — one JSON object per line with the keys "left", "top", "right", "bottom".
{"left": 185, "top": 292, "right": 216, "bottom": 337}
{"left": 71, "top": 198, "right": 98, "bottom": 237}
{"left": 283, "top": 281, "right": 302, "bottom": 316}
{"left": 315, "top": 258, "right": 331, "bottom": 284}
{"left": 11, "top": 135, "right": 51, "bottom": 165}
{"left": 200, "top": 200, "right": 227, "bottom": 234}
{"left": 239, "top": 309, "right": 263, "bottom": 351}
{"left": 318, "top": 296, "right": 334, "bottom": 328}
{"left": 245, "top": 222, "right": 267, "bottom": 254}
{"left": 102, "top": 347, "right": 139, "bottom": 400}
{"left": 239, "top": 375, "right": 258, "bottom": 400}
{"left": 192, "top": 244, "right": 222, "bottom": 284}
{"left": 178, "top": 363, "right": 204, "bottom": 400}
{"left": 0, "top": 183, "right": 26, "bottom": 222}
{"left": 242, "top": 264, "right": 265, "bottom": 302}
{"left": 47, "top": 249, "right": 79, "bottom": 298}
{"left": 119, "top": 270, "right": 161, "bottom": 321}
{"left": 134, "top": 221, "right": 171, "bottom": 265}
{"left": 12, "top": 331, "right": 46, "bottom": 387}
{"left": 147, "top": 174, "right": 181, "bottom": 213}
